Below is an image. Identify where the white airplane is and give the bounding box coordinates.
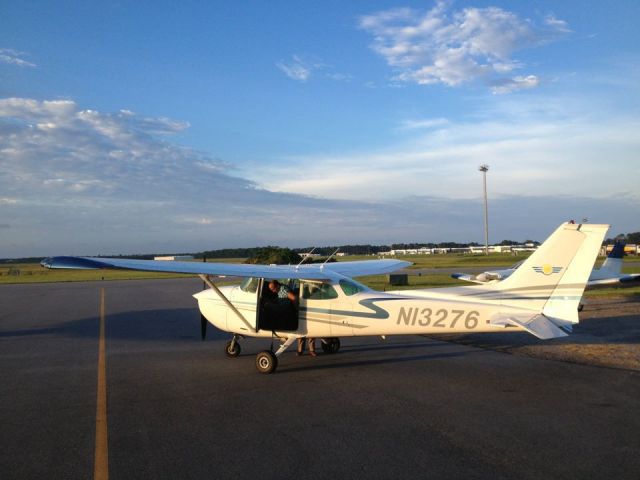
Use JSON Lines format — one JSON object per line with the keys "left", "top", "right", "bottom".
{"left": 452, "top": 241, "right": 640, "bottom": 288}
{"left": 42, "top": 222, "right": 608, "bottom": 374}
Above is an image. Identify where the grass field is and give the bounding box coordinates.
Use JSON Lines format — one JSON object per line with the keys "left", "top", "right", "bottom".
{"left": 1, "top": 255, "right": 638, "bottom": 297}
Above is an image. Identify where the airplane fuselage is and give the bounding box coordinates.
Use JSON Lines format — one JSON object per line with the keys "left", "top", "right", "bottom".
{"left": 194, "top": 282, "right": 529, "bottom": 339}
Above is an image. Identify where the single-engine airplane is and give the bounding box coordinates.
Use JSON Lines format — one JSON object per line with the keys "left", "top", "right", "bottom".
{"left": 42, "top": 222, "right": 608, "bottom": 374}
{"left": 452, "top": 240, "right": 639, "bottom": 288}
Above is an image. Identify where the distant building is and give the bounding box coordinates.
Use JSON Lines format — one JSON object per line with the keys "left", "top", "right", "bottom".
{"left": 511, "top": 245, "right": 538, "bottom": 253}
{"left": 153, "top": 255, "right": 194, "bottom": 261}
{"left": 299, "top": 252, "right": 322, "bottom": 259}
{"left": 381, "top": 244, "right": 539, "bottom": 256}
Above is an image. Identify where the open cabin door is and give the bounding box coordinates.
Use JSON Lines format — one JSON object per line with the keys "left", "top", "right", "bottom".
{"left": 256, "top": 278, "right": 300, "bottom": 332}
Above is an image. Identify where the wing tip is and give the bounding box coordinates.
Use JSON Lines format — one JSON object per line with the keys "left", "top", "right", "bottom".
{"left": 40, "top": 256, "right": 105, "bottom": 270}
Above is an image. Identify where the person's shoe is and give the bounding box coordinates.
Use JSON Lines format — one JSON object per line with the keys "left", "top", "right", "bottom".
{"left": 296, "top": 351, "right": 302, "bottom": 356}
{"left": 309, "top": 351, "right": 317, "bottom": 357}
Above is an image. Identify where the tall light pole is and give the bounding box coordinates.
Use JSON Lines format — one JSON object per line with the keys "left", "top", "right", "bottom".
{"left": 479, "top": 164, "right": 489, "bottom": 255}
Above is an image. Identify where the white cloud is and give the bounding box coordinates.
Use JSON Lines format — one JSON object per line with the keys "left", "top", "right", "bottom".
{"left": 491, "top": 75, "right": 540, "bottom": 94}
{"left": 0, "top": 97, "right": 248, "bottom": 204}
{"left": 325, "top": 72, "right": 352, "bottom": 82}
{"left": 544, "top": 15, "right": 572, "bottom": 34}
{"left": 0, "top": 48, "right": 36, "bottom": 68}
{"left": 2, "top": 96, "right": 637, "bottom": 257}
{"left": 251, "top": 95, "right": 640, "bottom": 204}
{"left": 180, "top": 216, "right": 215, "bottom": 225}
{"left": 0, "top": 96, "right": 458, "bottom": 256}
{"left": 398, "top": 118, "right": 449, "bottom": 130}
{"left": 276, "top": 54, "right": 350, "bottom": 82}
{"left": 276, "top": 55, "right": 312, "bottom": 81}
{"left": 359, "top": 2, "right": 569, "bottom": 90}
{"left": 0, "top": 98, "right": 75, "bottom": 118}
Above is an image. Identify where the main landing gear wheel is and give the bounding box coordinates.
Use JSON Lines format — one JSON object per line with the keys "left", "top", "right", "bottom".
{"left": 255, "top": 350, "right": 278, "bottom": 374}
{"left": 321, "top": 337, "right": 340, "bottom": 354}
{"left": 225, "top": 340, "right": 241, "bottom": 357}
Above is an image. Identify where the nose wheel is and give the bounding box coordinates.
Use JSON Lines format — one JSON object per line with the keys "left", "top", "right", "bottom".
{"left": 225, "top": 335, "right": 242, "bottom": 357}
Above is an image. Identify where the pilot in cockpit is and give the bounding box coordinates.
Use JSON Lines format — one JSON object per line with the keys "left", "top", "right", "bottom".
{"left": 268, "top": 279, "right": 297, "bottom": 305}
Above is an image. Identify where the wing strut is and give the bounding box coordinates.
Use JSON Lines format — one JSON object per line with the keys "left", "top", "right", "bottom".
{"left": 199, "top": 274, "right": 257, "bottom": 333}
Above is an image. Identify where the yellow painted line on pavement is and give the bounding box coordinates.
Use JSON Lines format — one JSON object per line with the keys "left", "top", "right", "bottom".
{"left": 94, "top": 288, "right": 108, "bottom": 480}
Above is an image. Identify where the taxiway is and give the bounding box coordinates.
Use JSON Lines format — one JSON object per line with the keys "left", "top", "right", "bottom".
{"left": 1, "top": 279, "right": 639, "bottom": 479}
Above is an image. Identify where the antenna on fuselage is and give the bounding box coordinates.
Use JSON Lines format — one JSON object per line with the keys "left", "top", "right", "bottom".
{"left": 320, "top": 248, "right": 340, "bottom": 269}
{"left": 296, "top": 247, "right": 316, "bottom": 269}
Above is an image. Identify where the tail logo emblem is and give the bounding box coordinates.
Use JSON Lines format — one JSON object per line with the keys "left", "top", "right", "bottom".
{"left": 533, "top": 264, "right": 563, "bottom": 275}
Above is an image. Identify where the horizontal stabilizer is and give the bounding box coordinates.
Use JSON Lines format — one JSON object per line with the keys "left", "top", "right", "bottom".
{"left": 620, "top": 274, "right": 640, "bottom": 284}
{"left": 490, "top": 313, "right": 568, "bottom": 340}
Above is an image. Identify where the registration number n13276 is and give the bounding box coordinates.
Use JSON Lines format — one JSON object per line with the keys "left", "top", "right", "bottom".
{"left": 396, "top": 307, "right": 480, "bottom": 329}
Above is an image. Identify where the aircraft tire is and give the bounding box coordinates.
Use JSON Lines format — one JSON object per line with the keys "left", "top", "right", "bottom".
{"left": 321, "top": 337, "right": 340, "bottom": 354}
{"left": 225, "top": 340, "right": 241, "bottom": 357}
{"left": 256, "top": 350, "right": 278, "bottom": 374}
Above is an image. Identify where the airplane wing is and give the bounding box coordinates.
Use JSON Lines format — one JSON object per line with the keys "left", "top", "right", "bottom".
{"left": 41, "top": 256, "right": 411, "bottom": 280}
{"left": 620, "top": 274, "right": 640, "bottom": 284}
{"left": 587, "top": 273, "right": 640, "bottom": 287}
{"left": 320, "top": 260, "right": 411, "bottom": 277}
{"left": 451, "top": 269, "right": 514, "bottom": 284}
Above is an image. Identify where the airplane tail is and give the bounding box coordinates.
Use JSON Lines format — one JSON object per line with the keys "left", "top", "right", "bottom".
{"left": 598, "top": 241, "right": 625, "bottom": 275}
{"left": 491, "top": 222, "right": 609, "bottom": 332}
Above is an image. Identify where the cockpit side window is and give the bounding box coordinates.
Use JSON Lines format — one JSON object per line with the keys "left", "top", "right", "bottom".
{"left": 339, "top": 279, "right": 366, "bottom": 296}
{"left": 240, "top": 277, "right": 259, "bottom": 293}
{"left": 302, "top": 282, "right": 338, "bottom": 300}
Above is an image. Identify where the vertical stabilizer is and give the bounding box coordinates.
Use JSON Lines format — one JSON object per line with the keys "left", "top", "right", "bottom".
{"left": 541, "top": 224, "right": 608, "bottom": 328}
{"left": 494, "top": 223, "right": 609, "bottom": 327}
{"left": 596, "top": 241, "right": 624, "bottom": 276}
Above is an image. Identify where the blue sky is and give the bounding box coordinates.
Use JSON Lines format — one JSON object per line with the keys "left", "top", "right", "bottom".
{"left": 1, "top": 0, "right": 639, "bottom": 257}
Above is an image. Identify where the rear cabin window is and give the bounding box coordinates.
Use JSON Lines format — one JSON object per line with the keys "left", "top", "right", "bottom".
{"left": 302, "top": 282, "right": 338, "bottom": 300}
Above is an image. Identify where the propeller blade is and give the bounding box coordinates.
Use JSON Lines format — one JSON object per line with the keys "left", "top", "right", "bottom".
{"left": 201, "top": 314, "right": 207, "bottom": 340}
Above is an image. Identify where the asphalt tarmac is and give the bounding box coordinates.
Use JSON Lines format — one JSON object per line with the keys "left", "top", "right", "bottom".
{"left": 1, "top": 279, "right": 639, "bottom": 480}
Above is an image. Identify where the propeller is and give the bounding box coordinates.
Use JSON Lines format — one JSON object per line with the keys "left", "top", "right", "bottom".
{"left": 201, "top": 314, "right": 207, "bottom": 340}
